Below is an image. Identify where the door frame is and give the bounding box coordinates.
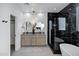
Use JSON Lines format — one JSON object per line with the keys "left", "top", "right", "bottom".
{"left": 10, "top": 14, "right": 16, "bottom": 55}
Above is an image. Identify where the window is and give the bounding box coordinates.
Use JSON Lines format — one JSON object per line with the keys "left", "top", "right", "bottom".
{"left": 58, "top": 17, "right": 66, "bottom": 30}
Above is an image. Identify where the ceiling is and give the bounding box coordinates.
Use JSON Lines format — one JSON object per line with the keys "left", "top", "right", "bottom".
{"left": 15, "top": 3, "right": 69, "bottom": 13}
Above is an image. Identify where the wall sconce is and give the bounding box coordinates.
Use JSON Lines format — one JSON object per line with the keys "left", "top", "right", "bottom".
{"left": 2, "top": 20, "right": 8, "bottom": 23}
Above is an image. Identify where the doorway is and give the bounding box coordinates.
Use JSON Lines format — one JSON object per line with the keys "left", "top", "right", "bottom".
{"left": 10, "top": 15, "right": 15, "bottom": 55}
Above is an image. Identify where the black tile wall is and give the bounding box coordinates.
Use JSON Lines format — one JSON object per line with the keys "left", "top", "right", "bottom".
{"left": 48, "top": 3, "right": 79, "bottom": 54}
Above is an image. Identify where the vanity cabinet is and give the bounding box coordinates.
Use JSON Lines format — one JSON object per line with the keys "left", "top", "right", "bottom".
{"left": 21, "top": 33, "right": 46, "bottom": 46}
{"left": 21, "top": 34, "right": 32, "bottom": 46}
{"left": 36, "top": 35, "right": 46, "bottom": 45}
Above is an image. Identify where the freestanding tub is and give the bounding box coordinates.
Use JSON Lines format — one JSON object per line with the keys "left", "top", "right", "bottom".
{"left": 60, "top": 43, "right": 79, "bottom": 56}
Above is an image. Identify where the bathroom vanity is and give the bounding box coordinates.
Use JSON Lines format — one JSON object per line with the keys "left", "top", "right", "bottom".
{"left": 21, "top": 32, "right": 47, "bottom": 46}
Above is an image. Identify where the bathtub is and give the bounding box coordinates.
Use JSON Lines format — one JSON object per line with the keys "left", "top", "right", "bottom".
{"left": 60, "top": 43, "right": 79, "bottom": 56}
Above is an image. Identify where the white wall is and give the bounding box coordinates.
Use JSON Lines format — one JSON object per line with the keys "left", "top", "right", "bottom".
{"left": 0, "top": 4, "right": 23, "bottom": 56}
{"left": 9, "top": 4, "right": 24, "bottom": 51}
{"left": 0, "top": 4, "right": 10, "bottom": 56}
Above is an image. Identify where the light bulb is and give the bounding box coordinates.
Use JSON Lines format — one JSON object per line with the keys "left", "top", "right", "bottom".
{"left": 25, "top": 13, "right": 31, "bottom": 17}
{"left": 37, "top": 13, "right": 43, "bottom": 17}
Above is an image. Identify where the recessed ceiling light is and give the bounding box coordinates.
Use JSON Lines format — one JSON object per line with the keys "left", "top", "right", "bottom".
{"left": 69, "top": 8, "right": 72, "bottom": 10}
{"left": 37, "top": 13, "right": 43, "bottom": 17}
{"left": 25, "top": 13, "right": 31, "bottom": 17}
{"left": 24, "top": 3, "right": 30, "bottom": 5}
{"left": 53, "top": 8, "right": 56, "bottom": 10}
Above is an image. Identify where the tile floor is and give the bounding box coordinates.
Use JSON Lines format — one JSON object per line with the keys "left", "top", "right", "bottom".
{"left": 12, "top": 46, "right": 61, "bottom": 56}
